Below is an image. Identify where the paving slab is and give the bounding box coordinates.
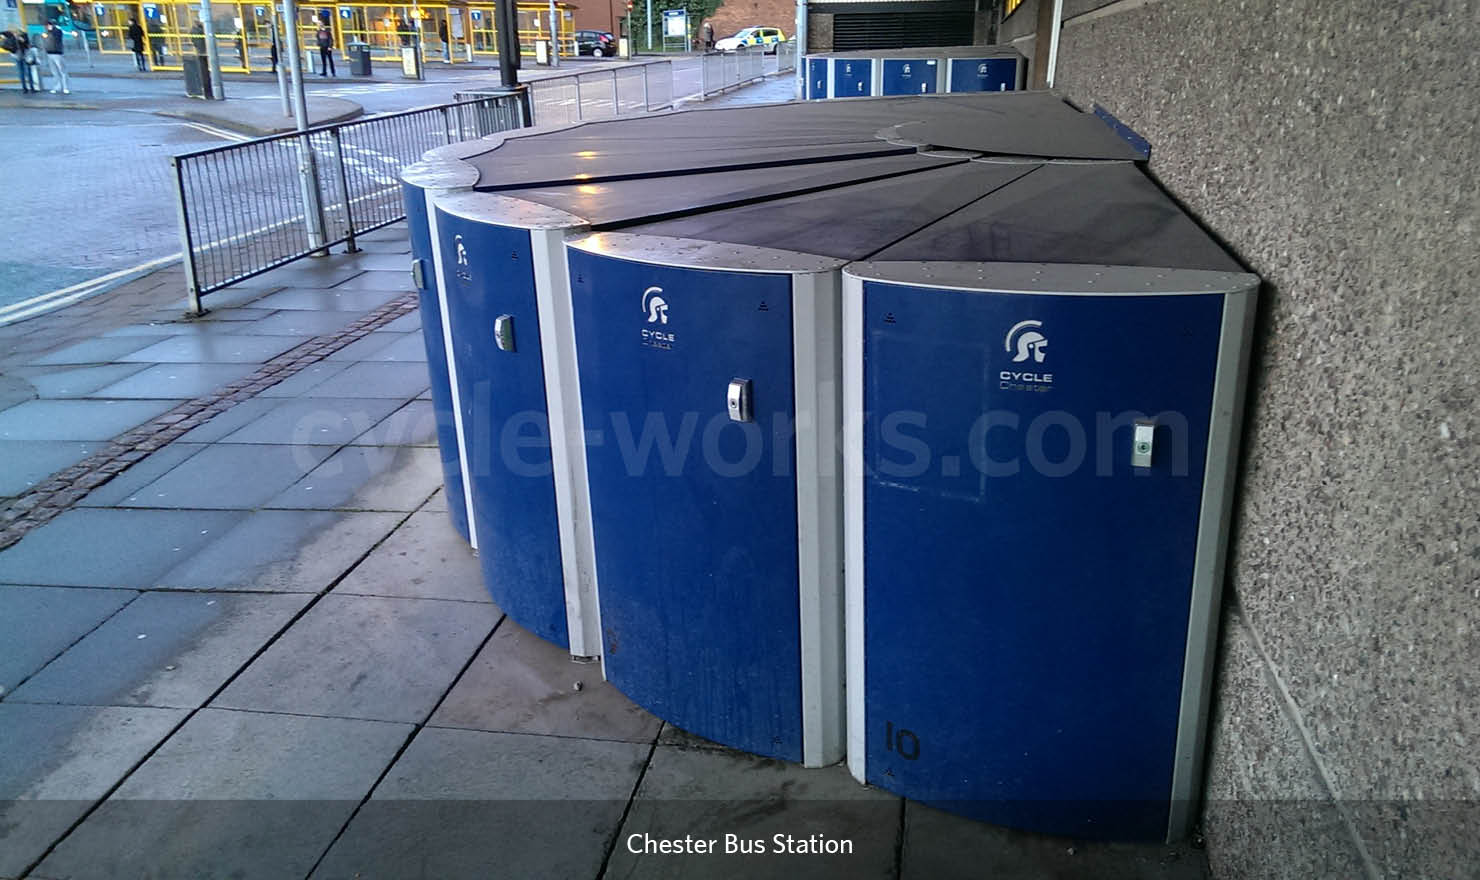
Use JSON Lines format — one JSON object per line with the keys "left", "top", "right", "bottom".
{"left": 355, "top": 332, "right": 430, "bottom": 363}
{"left": 0, "top": 398, "right": 181, "bottom": 441}
{"left": 301, "top": 361, "right": 431, "bottom": 400}
{"left": 0, "top": 508, "right": 244, "bottom": 588}
{"left": 17, "top": 363, "right": 151, "bottom": 398}
{"left": 334, "top": 511, "right": 486, "bottom": 602}
{"left": 431, "top": 620, "right": 661, "bottom": 743}
{"left": 191, "top": 306, "right": 280, "bottom": 323}
{"left": 0, "top": 586, "right": 137, "bottom": 694}
{"left": 312, "top": 727, "right": 648, "bottom": 880}
{"left": 87, "top": 362, "right": 258, "bottom": 399}
{"left": 329, "top": 270, "right": 416, "bottom": 291}
{"left": 347, "top": 239, "right": 413, "bottom": 255}
{"left": 250, "top": 287, "right": 396, "bottom": 311}
{"left": 268, "top": 444, "right": 443, "bottom": 511}
{"left": 117, "top": 334, "right": 306, "bottom": 364}
{"left": 606, "top": 746, "right": 901, "bottom": 880}
{"left": 119, "top": 443, "right": 335, "bottom": 509}
{"left": 9, "top": 591, "right": 311, "bottom": 709}
{"left": 378, "top": 311, "right": 422, "bottom": 333}
{"left": 29, "top": 335, "right": 173, "bottom": 366}
{"left": 256, "top": 360, "right": 354, "bottom": 398}
{"left": 333, "top": 253, "right": 417, "bottom": 273}
{"left": 157, "top": 509, "right": 401, "bottom": 592}
{"left": 899, "top": 802, "right": 1208, "bottom": 880}
{"left": 230, "top": 309, "right": 372, "bottom": 336}
{"left": 34, "top": 708, "right": 412, "bottom": 880}
{"left": 0, "top": 703, "right": 186, "bottom": 879}
{"left": 0, "top": 440, "right": 104, "bottom": 497}
{"left": 213, "top": 594, "right": 498, "bottom": 722}
{"left": 249, "top": 263, "right": 368, "bottom": 291}
{"left": 77, "top": 443, "right": 205, "bottom": 507}
{"left": 325, "top": 330, "right": 416, "bottom": 362}
{"left": 170, "top": 397, "right": 281, "bottom": 444}
{"left": 219, "top": 397, "right": 404, "bottom": 446}
{"left": 350, "top": 399, "right": 439, "bottom": 447}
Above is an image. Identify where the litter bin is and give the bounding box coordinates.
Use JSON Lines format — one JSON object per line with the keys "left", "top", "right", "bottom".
{"left": 348, "top": 41, "right": 372, "bottom": 76}
{"left": 182, "top": 53, "right": 212, "bottom": 99}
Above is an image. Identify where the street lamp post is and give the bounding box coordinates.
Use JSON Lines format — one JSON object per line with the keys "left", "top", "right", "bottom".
{"left": 198, "top": 0, "right": 225, "bottom": 99}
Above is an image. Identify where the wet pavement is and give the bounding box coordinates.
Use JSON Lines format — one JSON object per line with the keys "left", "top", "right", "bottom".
{"left": 0, "top": 77, "right": 1210, "bottom": 880}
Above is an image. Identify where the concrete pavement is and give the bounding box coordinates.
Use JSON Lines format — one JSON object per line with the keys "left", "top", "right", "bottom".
{"left": 0, "top": 72, "right": 1211, "bottom": 879}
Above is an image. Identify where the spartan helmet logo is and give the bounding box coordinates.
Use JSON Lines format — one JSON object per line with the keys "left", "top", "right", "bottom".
{"left": 1006, "top": 320, "right": 1048, "bottom": 363}
{"left": 454, "top": 235, "right": 468, "bottom": 266}
{"left": 978, "top": 62, "right": 989, "bottom": 75}
{"left": 642, "top": 286, "right": 669, "bottom": 324}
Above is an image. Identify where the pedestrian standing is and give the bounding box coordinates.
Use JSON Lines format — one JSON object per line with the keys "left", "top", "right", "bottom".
{"left": 269, "top": 24, "right": 279, "bottom": 73}
{"left": 316, "top": 23, "right": 335, "bottom": 76}
{"left": 702, "top": 21, "right": 714, "bottom": 51}
{"left": 438, "top": 18, "right": 449, "bottom": 62}
{"left": 126, "top": 18, "right": 147, "bottom": 71}
{"left": 190, "top": 20, "right": 205, "bottom": 55}
{"left": 3, "top": 32, "right": 19, "bottom": 92}
{"left": 42, "top": 20, "right": 69, "bottom": 94}
{"left": 148, "top": 18, "right": 165, "bottom": 65}
{"left": 21, "top": 33, "right": 43, "bottom": 91}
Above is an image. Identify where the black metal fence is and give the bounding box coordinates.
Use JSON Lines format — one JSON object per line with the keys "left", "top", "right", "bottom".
{"left": 172, "top": 93, "right": 525, "bottom": 311}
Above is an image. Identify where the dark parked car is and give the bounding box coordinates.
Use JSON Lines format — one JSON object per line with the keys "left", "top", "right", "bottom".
{"left": 574, "top": 29, "right": 616, "bottom": 57}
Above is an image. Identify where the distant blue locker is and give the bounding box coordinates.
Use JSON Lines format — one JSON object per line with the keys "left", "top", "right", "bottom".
{"left": 881, "top": 58, "right": 938, "bottom": 95}
{"left": 947, "top": 57, "right": 1020, "bottom": 92}
{"left": 831, "top": 58, "right": 873, "bottom": 98}
{"left": 806, "top": 56, "right": 829, "bottom": 100}
{"left": 567, "top": 234, "right": 843, "bottom": 767}
{"left": 402, "top": 180, "right": 471, "bottom": 544}
{"left": 844, "top": 263, "right": 1257, "bottom": 841}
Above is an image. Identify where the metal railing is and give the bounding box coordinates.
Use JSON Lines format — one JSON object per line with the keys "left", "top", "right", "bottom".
{"left": 174, "top": 46, "right": 796, "bottom": 308}
{"left": 172, "top": 92, "right": 525, "bottom": 310}
{"left": 510, "top": 41, "right": 797, "bottom": 126}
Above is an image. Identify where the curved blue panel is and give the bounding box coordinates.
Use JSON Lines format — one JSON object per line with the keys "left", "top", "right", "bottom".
{"left": 568, "top": 248, "right": 804, "bottom": 762}
{"left": 831, "top": 58, "right": 873, "bottom": 98}
{"left": 881, "top": 58, "right": 938, "bottom": 95}
{"left": 860, "top": 281, "right": 1223, "bottom": 840}
{"left": 948, "top": 57, "right": 1019, "bottom": 93}
{"left": 402, "top": 181, "right": 470, "bottom": 544}
{"left": 807, "top": 56, "right": 828, "bottom": 100}
{"left": 435, "top": 209, "right": 568, "bottom": 647}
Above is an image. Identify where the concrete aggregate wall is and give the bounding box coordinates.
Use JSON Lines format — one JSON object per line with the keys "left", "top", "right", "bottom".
{"left": 1046, "top": 0, "right": 1479, "bottom": 876}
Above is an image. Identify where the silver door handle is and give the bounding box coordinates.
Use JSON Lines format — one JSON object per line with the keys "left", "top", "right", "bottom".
{"left": 727, "top": 378, "right": 752, "bottom": 422}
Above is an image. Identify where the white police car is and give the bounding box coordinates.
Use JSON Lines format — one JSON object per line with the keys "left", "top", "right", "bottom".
{"left": 715, "top": 26, "right": 785, "bottom": 53}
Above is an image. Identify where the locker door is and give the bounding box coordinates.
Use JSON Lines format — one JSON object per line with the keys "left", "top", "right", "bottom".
{"left": 807, "top": 56, "right": 829, "bottom": 99}
{"left": 435, "top": 210, "right": 569, "bottom": 646}
{"left": 569, "top": 249, "right": 805, "bottom": 762}
{"left": 831, "top": 58, "right": 872, "bottom": 98}
{"left": 948, "top": 57, "right": 1019, "bottom": 92}
{"left": 860, "top": 282, "right": 1224, "bottom": 840}
{"left": 881, "top": 58, "right": 937, "bottom": 95}
{"left": 405, "top": 184, "right": 470, "bottom": 543}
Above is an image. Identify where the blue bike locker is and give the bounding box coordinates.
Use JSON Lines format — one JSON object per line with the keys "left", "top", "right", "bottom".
{"left": 841, "top": 161, "right": 1259, "bottom": 842}
{"left": 401, "top": 179, "right": 471, "bottom": 544}
{"left": 806, "top": 55, "right": 829, "bottom": 100}
{"left": 567, "top": 235, "right": 846, "bottom": 767}
{"left": 831, "top": 57, "right": 875, "bottom": 98}
{"left": 946, "top": 56, "right": 1023, "bottom": 92}
{"left": 881, "top": 58, "right": 939, "bottom": 95}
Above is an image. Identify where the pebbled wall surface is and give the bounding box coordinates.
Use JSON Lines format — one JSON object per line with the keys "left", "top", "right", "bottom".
{"left": 1047, "top": 0, "right": 1480, "bottom": 876}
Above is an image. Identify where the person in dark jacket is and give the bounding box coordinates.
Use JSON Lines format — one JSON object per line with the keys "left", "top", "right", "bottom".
{"left": 42, "top": 21, "right": 68, "bottom": 94}
{"left": 126, "top": 18, "right": 147, "bottom": 71}
{"left": 438, "top": 18, "right": 449, "bottom": 61}
{"left": 269, "top": 23, "right": 279, "bottom": 73}
{"left": 147, "top": 18, "right": 165, "bottom": 65}
{"left": 4, "top": 31, "right": 36, "bottom": 93}
{"left": 316, "top": 23, "right": 334, "bottom": 76}
{"left": 190, "top": 21, "right": 205, "bottom": 55}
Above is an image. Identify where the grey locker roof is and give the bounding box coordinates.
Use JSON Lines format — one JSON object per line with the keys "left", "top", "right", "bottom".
{"left": 870, "top": 161, "right": 1245, "bottom": 272}
{"left": 502, "top": 152, "right": 967, "bottom": 227}
{"left": 464, "top": 92, "right": 1143, "bottom": 191}
{"left": 623, "top": 161, "right": 1039, "bottom": 260}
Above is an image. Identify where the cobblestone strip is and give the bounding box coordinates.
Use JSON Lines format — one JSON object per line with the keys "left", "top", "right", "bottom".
{"left": 0, "top": 292, "right": 420, "bottom": 552}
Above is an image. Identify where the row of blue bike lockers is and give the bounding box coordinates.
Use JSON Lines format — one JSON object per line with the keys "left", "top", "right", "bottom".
{"left": 805, "top": 45, "right": 1027, "bottom": 100}
{"left": 399, "top": 92, "right": 1256, "bottom": 843}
